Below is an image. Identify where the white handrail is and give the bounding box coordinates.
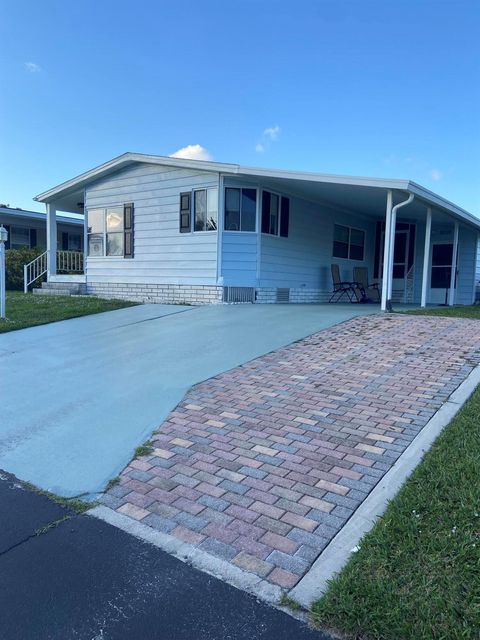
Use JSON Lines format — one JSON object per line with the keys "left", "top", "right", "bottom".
{"left": 23, "top": 251, "right": 84, "bottom": 292}
{"left": 24, "top": 251, "right": 48, "bottom": 293}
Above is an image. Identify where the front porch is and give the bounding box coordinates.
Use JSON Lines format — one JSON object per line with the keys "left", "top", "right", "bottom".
{"left": 24, "top": 249, "right": 85, "bottom": 294}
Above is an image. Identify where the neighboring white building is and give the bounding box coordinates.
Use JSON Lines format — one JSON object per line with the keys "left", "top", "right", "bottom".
{"left": 33, "top": 153, "right": 480, "bottom": 307}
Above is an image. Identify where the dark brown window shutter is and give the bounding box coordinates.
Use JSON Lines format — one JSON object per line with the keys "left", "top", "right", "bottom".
{"left": 261, "top": 191, "right": 270, "bottom": 234}
{"left": 30, "top": 228, "right": 38, "bottom": 248}
{"left": 124, "top": 202, "right": 134, "bottom": 258}
{"left": 61, "top": 231, "right": 68, "bottom": 250}
{"left": 280, "top": 197, "right": 289, "bottom": 237}
{"left": 180, "top": 192, "right": 191, "bottom": 233}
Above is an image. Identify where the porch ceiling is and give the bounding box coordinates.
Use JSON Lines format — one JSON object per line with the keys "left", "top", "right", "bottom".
{"left": 240, "top": 175, "right": 470, "bottom": 226}
{"left": 50, "top": 190, "right": 85, "bottom": 215}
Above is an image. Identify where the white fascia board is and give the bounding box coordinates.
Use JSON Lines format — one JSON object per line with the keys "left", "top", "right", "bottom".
{"left": 34, "top": 153, "right": 240, "bottom": 203}
{"left": 34, "top": 151, "right": 480, "bottom": 230}
{"left": 407, "top": 181, "right": 480, "bottom": 229}
{"left": 235, "top": 165, "right": 410, "bottom": 190}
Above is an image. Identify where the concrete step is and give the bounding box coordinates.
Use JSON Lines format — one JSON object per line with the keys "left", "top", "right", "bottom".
{"left": 39, "top": 282, "right": 86, "bottom": 295}
{"left": 33, "top": 287, "right": 74, "bottom": 296}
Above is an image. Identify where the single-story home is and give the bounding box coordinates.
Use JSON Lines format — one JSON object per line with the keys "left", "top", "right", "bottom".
{"left": 32, "top": 153, "right": 480, "bottom": 308}
{"left": 0, "top": 205, "right": 84, "bottom": 252}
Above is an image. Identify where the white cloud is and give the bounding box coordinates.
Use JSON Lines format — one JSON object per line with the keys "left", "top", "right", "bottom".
{"left": 169, "top": 144, "right": 213, "bottom": 161}
{"left": 255, "top": 125, "right": 280, "bottom": 153}
{"left": 429, "top": 168, "right": 443, "bottom": 182}
{"left": 24, "top": 62, "right": 42, "bottom": 73}
{"left": 263, "top": 125, "right": 280, "bottom": 141}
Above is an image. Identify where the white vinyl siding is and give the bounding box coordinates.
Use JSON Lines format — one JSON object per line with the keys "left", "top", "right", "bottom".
{"left": 85, "top": 163, "right": 219, "bottom": 285}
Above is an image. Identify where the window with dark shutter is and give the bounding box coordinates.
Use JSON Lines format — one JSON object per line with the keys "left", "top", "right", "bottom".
{"left": 123, "top": 202, "right": 134, "bottom": 258}
{"left": 280, "top": 197, "right": 289, "bottom": 237}
{"left": 180, "top": 192, "right": 191, "bottom": 233}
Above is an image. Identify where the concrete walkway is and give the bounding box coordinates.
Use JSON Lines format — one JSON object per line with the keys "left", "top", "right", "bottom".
{"left": 99, "top": 313, "right": 480, "bottom": 594}
{"left": 0, "top": 303, "right": 378, "bottom": 496}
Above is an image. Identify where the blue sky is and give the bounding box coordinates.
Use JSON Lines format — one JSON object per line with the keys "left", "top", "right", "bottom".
{"left": 1, "top": 0, "right": 479, "bottom": 214}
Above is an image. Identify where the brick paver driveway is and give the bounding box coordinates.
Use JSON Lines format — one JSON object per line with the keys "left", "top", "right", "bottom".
{"left": 101, "top": 314, "right": 480, "bottom": 590}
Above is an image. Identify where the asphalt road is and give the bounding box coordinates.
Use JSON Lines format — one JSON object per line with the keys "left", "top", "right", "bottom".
{"left": 0, "top": 471, "right": 330, "bottom": 640}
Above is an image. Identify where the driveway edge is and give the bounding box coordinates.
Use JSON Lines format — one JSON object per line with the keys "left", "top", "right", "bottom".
{"left": 288, "top": 363, "right": 480, "bottom": 609}
{"left": 89, "top": 504, "right": 284, "bottom": 606}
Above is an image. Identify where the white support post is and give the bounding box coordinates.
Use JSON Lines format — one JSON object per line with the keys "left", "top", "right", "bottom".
{"left": 448, "top": 221, "right": 459, "bottom": 306}
{"left": 386, "top": 203, "right": 398, "bottom": 302}
{"left": 216, "top": 174, "right": 224, "bottom": 286}
{"left": 381, "top": 190, "right": 393, "bottom": 311}
{"left": 420, "top": 207, "right": 432, "bottom": 308}
{"left": 46, "top": 203, "right": 57, "bottom": 278}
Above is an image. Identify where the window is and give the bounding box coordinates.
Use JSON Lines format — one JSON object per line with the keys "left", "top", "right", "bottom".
{"left": 180, "top": 188, "right": 217, "bottom": 233}
{"left": 431, "top": 243, "right": 454, "bottom": 288}
{"left": 194, "top": 188, "right": 218, "bottom": 231}
{"left": 68, "top": 233, "right": 82, "bottom": 251}
{"left": 87, "top": 205, "right": 133, "bottom": 257}
{"left": 10, "top": 226, "right": 31, "bottom": 249}
{"left": 224, "top": 188, "right": 256, "bottom": 231}
{"left": 261, "top": 191, "right": 290, "bottom": 237}
{"left": 333, "top": 224, "right": 365, "bottom": 261}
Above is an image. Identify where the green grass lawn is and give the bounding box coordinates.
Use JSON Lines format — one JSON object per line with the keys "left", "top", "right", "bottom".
{"left": 311, "top": 387, "right": 480, "bottom": 640}
{"left": 0, "top": 291, "right": 136, "bottom": 333}
{"left": 404, "top": 304, "right": 480, "bottom": 319}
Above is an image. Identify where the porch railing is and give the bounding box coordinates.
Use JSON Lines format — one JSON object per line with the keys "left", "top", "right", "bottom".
{"left": 23, "top": 251, "right": 84, "bottom": 293}
{"left": 57, "top": 250, "right": 84, "bottom": 274}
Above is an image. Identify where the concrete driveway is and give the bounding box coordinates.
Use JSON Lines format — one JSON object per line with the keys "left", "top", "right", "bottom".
{"left": 0, "top": 303, "right": 379, "bottom": 497}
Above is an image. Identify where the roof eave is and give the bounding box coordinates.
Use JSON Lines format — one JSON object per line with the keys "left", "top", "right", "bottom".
{"left": 407, "top": 181, "right": 480, "bottom": 229}
{"left": 34, "top": 153, "right": 240, "bottom": 203}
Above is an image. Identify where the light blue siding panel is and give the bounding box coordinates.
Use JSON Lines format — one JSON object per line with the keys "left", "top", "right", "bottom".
{"left": 85, "top": 164, "right": 219, "bottom": 285}
{"left": 222, "top": 232, "right": 257, "bottom": 286}
{"left": 259, "top": 196, "right": 376, "bottom": 290}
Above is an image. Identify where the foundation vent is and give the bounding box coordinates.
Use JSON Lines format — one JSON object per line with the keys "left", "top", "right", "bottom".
{"left": 223, "top": 287, "right": 256, "bottom": 303}
{"left": 276, "top": 288, "right": 290, "bottom": 303}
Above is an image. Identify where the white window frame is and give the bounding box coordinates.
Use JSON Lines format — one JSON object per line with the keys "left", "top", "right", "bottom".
{"left": 87, "top": 206, "right": 124, "bottom": 258}
{"left": 223, "top": 186, "right": 258, "bottom": 233}
{"left": 332, "top": 224, "right": 366, "bottom": 261}
{"left": 192, "top": 187, "right": 218, "bottom": 233}
{"left": 261, "top": 189, "right": 289, "bottom": 237}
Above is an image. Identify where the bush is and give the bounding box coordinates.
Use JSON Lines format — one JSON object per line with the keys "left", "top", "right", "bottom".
{"left": 6, "top": 247, "right": 45, "bottom": 290}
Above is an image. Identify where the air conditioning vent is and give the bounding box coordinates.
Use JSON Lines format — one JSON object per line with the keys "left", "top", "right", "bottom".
{"left": 223, "top": 287, "right": 256, "bottom": 303}
{"left": 276, "top": 288, "right": 290, "bottom": 303}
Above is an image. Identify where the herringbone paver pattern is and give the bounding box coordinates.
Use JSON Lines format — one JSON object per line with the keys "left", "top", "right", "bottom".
{"left": 102, "top": 314, "right": 480, "bottom": 589}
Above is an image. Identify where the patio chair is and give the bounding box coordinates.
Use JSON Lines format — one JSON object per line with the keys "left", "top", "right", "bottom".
{"left": 329, "top": 264, "right": 364, "bottom": 303}
{"left": 353, "top": 267, "right": 380, "bottom": 302}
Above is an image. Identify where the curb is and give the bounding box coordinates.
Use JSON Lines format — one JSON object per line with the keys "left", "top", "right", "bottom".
{"left": 90, "top": 504, "right": 284, "bottom": 606}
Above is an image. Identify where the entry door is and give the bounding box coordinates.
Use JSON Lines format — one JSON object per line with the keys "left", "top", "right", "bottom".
{"left": 391, "top": 229, "right": 409, "bottom": 297}
{"left": 429, "top": 243, "right": 456, "bottom": 304}
{"left": 378, "top": 225, "right": 412, "bottom": 301}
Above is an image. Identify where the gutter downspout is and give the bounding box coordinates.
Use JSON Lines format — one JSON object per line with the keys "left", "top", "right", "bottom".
{"left": 385, "top": 192, "right": 414, "bottom": 310}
